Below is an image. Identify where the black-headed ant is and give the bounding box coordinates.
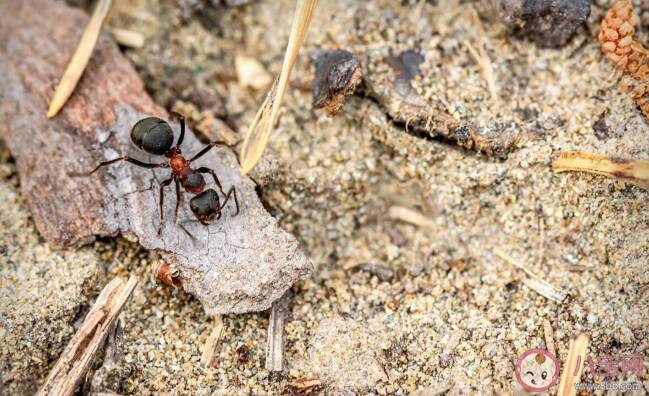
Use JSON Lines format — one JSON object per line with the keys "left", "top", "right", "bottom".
{"left": 86, "top": 113, "right": 239, "bottom": 233}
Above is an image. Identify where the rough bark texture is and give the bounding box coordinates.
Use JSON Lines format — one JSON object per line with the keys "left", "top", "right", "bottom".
{"left": 0, "top": 0, "right": 311, "bottom": 315}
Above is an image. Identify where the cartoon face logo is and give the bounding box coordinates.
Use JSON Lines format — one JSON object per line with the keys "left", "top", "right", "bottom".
{"left": 515, "top": 349, "right": 559, "bottom": 392}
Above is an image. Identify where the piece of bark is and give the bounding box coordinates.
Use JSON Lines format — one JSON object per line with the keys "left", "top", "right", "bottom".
{"left": 0, "top": 0, "right": 311, "bottom": 314}
{"left": 36, "top": 277, "right": 137, "bottom": 396}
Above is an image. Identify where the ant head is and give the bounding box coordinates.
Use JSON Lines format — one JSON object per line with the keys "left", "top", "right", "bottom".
{"left": 189, "top": 189, "right": 221, "bottom": 224}
{"left": 131, "top": 117, "right": 174, "bottom": 155}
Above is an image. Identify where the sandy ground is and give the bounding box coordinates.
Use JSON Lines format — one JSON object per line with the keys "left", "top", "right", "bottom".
{"left": 1, "top": 0, "right": 648, "bottom": 394}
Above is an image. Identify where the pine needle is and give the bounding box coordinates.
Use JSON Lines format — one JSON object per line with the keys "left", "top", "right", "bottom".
{"left": 553, "top": 151, "right": 649, "bottom": 191}
{"left": 47, "top": 0, "right": 113, "bottom": 118}
{"left": 239, "top": 0, "right": 318, "bottom": 175}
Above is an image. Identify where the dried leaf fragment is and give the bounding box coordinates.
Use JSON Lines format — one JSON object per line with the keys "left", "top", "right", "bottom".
{"left": 553, "top": 151, "right": 649, "bottom": 191}
{"left": 47, "top": 0, "right": 113, "bottom": 118}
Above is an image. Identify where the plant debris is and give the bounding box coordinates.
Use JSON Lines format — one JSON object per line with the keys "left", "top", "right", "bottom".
{"left": 553, "top": 151, "right": 649, "bottom": 191}
{"left": 47, "top": 0, "right": 113, "bottom": 118}
{"left": 599, "top": 0, "right": 649, "bottom": 118}
{"left": 311, "top": 49, "right": 362, "bottom": 116}
{"left": 36, "top": 277, "right": 137, "bottom": 396}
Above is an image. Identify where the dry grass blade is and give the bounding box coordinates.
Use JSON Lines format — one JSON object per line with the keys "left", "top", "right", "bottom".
{"left": 556, "top": 333, "right": 590, "bottom": 396}
{"left": 553, "top": 151, "right": 649, "bottom": 191}
{"left": 47, "top": 0, "right": 113, "bottom": 118}
{"left": 239, "top": 0, "right": 318, "bottom": 175}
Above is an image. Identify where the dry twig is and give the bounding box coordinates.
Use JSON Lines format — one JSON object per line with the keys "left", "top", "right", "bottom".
{"left": 47, "top": 0, "right": 113, "bottom": 117}
{"left": 239, "top": 0, "right": 318, "bottom": 174}
{"left": 36, "top": 276, "right": 137, "bottom": 396}
{"left": 494, "top": 248, "right": 567, "bottom": 303}
{"left": 553, "top": 151, "right": 649, "bottom": 191}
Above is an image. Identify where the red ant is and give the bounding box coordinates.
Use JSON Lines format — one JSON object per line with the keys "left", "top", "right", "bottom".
{"left": 87, "top": 113, "right": 239, "bottom": 233}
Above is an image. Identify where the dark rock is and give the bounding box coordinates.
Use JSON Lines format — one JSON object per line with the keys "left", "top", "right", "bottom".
{"left": 312, "top": 49, "right": 362, "bottom": 116}
{"left": 492, "top": 0, "right": 591, "bottom": 47}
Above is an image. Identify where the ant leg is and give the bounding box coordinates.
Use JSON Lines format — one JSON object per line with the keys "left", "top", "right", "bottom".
{"left": 189, "top": 140, "right": 239, "bottom": 162}
{"left": 219, "top": 186, "right": 240, "bottom": 217}
{"left": 86, "top": 156, "right": 164, "bottom": 175}
{"left": 157, "top": 177, "right": 173, "bottom": 235}
{"left": 170, "top": 112, "right": 185, "bottom": 148}
{"left": 174, "top": 178, "right": 181, "bottom": 222}
{"left": 196, "top": 167, "right": 225, "bottom": 195}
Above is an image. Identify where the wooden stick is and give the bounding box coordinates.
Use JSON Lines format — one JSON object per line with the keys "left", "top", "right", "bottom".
{"left": 200, "top": 315, "right": 225, "bottom": 368}
{"left": 556, "top": 333, "right": 590, "bottom": 396}
{"left": 543, "top": 319, "right": 556, "bottom": 358}
{"left": 47, "top": 0, "right": 113, "bottom": 117}
{"left": 36, "top": 276, "right": 137, "bottom": 396}
{"left": 265, "top": 292, "right": 291, "bottom": 371}
{"left": 553, "top": 151, "right": 649, "bottom": 191}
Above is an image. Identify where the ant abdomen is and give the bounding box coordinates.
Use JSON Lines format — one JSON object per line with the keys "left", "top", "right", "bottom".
{"left": 190, "top": 189, "right": 221, "bottom": 224}
{"left": 131, "top": 117, "right": 175, "bottom": 155}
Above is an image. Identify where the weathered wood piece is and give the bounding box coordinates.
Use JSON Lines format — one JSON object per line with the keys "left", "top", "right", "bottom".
{"left": 36, "top": 277, "right": 137, "bottom": 396}
{"left": 265, "top": 291, "right": 291, "bottom": 371}
{"left": 200, "top": 315, "right": 225, "bottom": 368}
{"left": 0, "top": 0, "right": 311, "bottom": 314}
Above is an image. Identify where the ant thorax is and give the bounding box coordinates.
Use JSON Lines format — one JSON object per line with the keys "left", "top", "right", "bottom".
{"left": 169, "top": 154, "right": 188, "bottom": 174}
